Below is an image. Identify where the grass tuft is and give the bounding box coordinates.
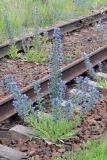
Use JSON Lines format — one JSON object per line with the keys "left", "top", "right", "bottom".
{"left": 53, "top": 138, "right": 107, "bottom": 160}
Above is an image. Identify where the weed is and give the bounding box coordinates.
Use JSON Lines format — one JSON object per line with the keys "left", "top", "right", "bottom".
{"left": 22, "top": 33, "right": 49, "bottom": 64}
{"left": 8, "top": 44, "right": 19, "bottom": 59}
{"left": 83, "top": 52, "right": 107, "bottom": 89}
{"left": 4, "top": 28, "right": 99, "bottom": 144}
{"left": 3, "top": 10, "right": 19, "bottom": 59}
{"left": 96, "top": 76, "right": 107, "bottom": 89}
{"left": 53, "top": 138, "right": 107, "bottom": 160}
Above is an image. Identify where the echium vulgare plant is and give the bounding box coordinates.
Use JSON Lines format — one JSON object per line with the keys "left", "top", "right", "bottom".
{"left": 4, "top": 75, "right": 35, "bottom": 119}
{"left": 83, "top": 52, "right": 95, "bottom": 77}
{"left": 22, "top": 9, "right": 49, "bottom": 64}
{"left": 95, "top": 19, "right": 107, "bottom": 44}
{"left": 49, "top": 28, "right": 66, "bottom": 122}
{"left": 22, "top": 30, "right": 49, "bottom": 64}
{"left": 4, "top": 28, "right": 76, "bottom": 143}
{"left": 4, "top": 28, "right": 99, "bottom": 144}
{"left": 98, "top": 61, "right": 103, "bottom": 72}
{"left": 95, "top": 19, "right": 104, "bottom": 32}
{"left": 71, "top": 76, "right": 99, "bottom": 115}
{"left": 3, "top": 10, "right": 14, "bottom": 45}
{"left": 3, "top": 10, "right": 18, "bottom": 59}
{"left": 33, "top": 8, "right": 40, "bottom": 50}
{"left": 83, "top": 52, "right": 107, "bottom": 89}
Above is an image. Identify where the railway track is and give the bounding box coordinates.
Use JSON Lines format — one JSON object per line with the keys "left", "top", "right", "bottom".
{"left": 0, "top": 9, "right": 107, "bottom": 123}
{"left": 0, "top": 46, "right": 107, "bottom": 122}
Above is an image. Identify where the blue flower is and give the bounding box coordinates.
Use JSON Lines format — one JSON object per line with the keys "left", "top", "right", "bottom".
{"left": 83, "top": 52, "right": 95, "bottom": 77}
{"left": 51, "top": 98, "right": 61, "bottom": 123}
{"left": 49, "top": 28, "right": 65, "bottom": 105}
{"left": 3, "top": 10, "right": 14, "bottom": 45}
{"left": 96, "top": 19, "right": 104, "bottom": 32}
{"left": 4, "top": 75, "right": 34, "bottom": 119}
{"left": 98, "top": 61, "right": 102, "bottom": 72}
{"left": 70, "top": 76, "right": 99, "bottom": 116}
{"left": 63, "top": 100, "right": 73, "bottom": 120}
{"left": 32, "top": 80, "right": 44, "bottom": 112}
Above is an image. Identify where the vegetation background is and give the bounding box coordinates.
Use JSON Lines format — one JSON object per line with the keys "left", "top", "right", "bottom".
{"left": 0, "top": 0, "right": 107, "bottom": 43}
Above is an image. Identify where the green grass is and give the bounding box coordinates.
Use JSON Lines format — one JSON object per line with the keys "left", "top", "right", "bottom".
{"left": 96, "top": 76, "right": 107, "bottom": 89}
{"left": 54, "top": 138, "right": 107, "bottom": 160}
{"left": 0, "top": 0, "right": 107, "bottom": 43}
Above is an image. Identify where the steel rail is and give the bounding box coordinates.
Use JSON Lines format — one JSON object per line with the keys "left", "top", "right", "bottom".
{"left": 0, "top": 46, "right": 107, "bottom": 122}
{"left": 0, "top": 9, "right": 107, "bottom": 58}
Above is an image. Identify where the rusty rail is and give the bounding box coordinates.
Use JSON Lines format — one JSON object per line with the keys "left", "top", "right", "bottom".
{"left": 0, "top": 46, "right": 107, "bottom": 122}
{"left": 0, "top": 9, "right": 107, "bottom": 58}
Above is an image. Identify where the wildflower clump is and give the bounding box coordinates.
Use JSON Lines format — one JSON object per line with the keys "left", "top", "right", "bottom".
{"left": 49, "top": 28, "right": 66, "bottom": 122}
{"left": 83, "top": 52, "right": 107, "bottom": 89}
{"left": 95, "top": 19, "right": 107, "bottom": 44}
{"left": 3, "top": 10, "right": 18, "bottom": 59}
{"left": 83, "top": 52, "right": 95, "bottom": 77}
{"left": 75, "top": 77, "right": 99, "bottom": 113}
{"left": 4, "top": 28, "right": 100, "bottom": 144}
{"left": 3, "top": 10, "right": 14, "bottom": 45}
{"left": 4, "top": 75, "right": 34, "bottom": 118}
{"left": 22, "top": 9, "right": 50, "bottom": 64}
